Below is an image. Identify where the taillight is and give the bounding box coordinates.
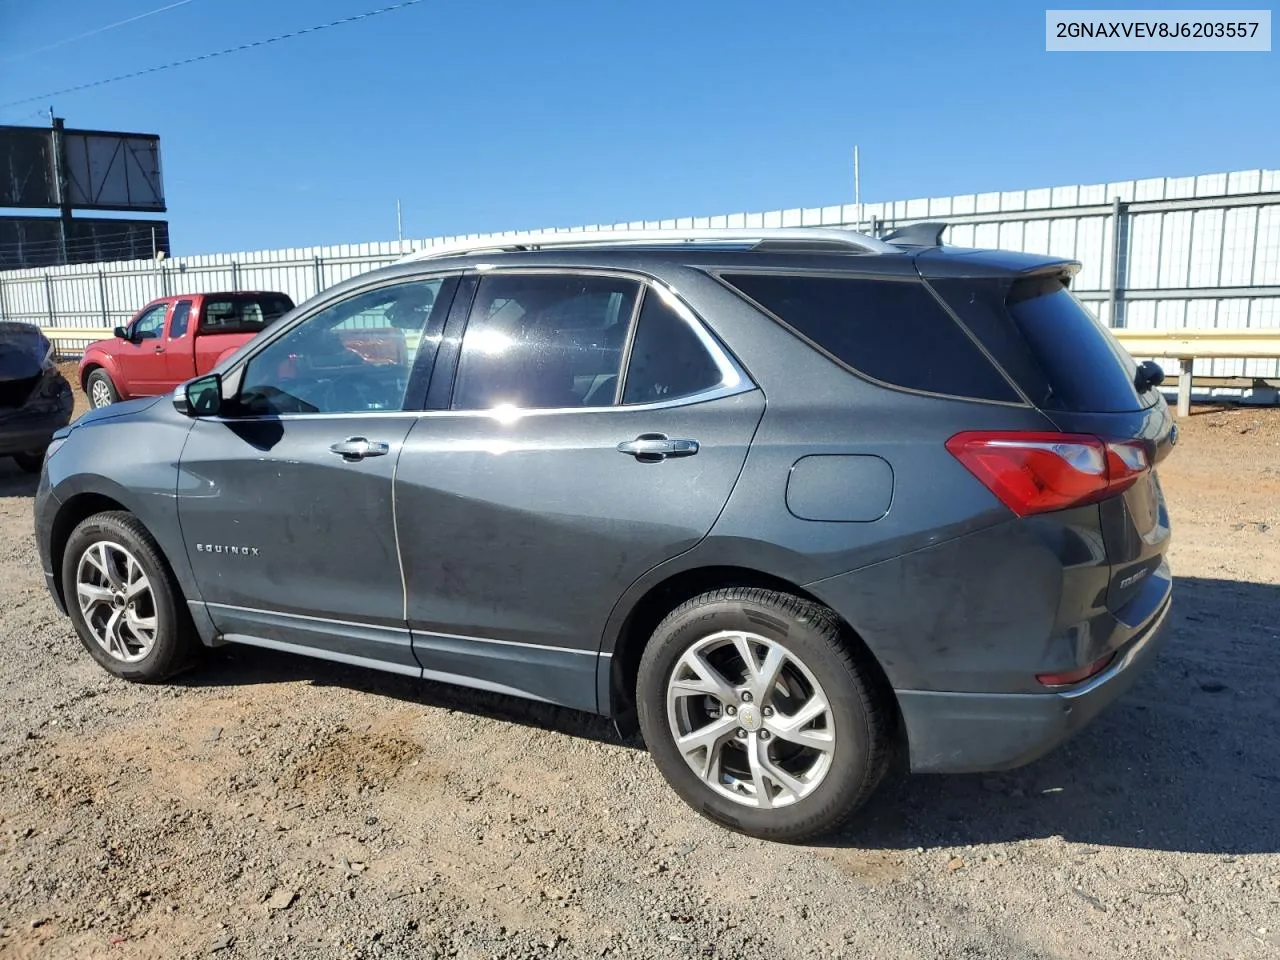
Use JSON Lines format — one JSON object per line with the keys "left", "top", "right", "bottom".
{"left": 1036, "top": 651, "right": 1116, "bottom": 688}
{"left": 946, "top": 431, "right": 1149, "bottom": 517}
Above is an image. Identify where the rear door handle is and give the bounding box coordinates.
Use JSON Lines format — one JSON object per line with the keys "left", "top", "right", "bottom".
{"left": 616, "top": 433, "right": 699, "bottom": 462}
{"left": 329, "top": 437, "right": 391, "bottom": 462}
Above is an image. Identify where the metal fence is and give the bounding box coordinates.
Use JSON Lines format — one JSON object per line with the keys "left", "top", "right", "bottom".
{"left": 1, "top": 167, "right": 1277, "bottom": 385}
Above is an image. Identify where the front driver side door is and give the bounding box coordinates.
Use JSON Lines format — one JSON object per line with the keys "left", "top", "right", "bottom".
{"left": 117, "top": 302, "right": 171, "bottom": 396}
{"left": 176, "top": 274, "right": 457, "bottom": 674}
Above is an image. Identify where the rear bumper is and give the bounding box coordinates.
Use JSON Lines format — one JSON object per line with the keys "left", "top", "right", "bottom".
{"left": 898, "top": 589, "right": 1172, "bottom": 773}
{"left": 0, "top": 384, "right": 74, "bottom": 456}
{"left": 0, "top": 419, "right": 69, "bottom": 455}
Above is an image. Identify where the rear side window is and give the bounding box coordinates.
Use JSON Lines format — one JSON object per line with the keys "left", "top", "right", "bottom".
{"left": 452, "top": 273, "right": 640, "bottom": 410}
{"left": 622, "top": 292, "right": 724, "bottom": 405}
{"left": 933, "top": 276, "right": 1151, "bottom": 413}
{"left": 169, "top": 300, "right": 193, "bottom": 338}
{"left": 720, "top": 273, "right": 1019, "bottom": 402}
{"left": 200, "top": 294, "right": 294, "bottom": 335}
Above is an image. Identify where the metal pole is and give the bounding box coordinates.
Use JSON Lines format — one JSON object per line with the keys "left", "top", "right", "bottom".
{"left": 231, "top": 261, "right": 240, "bottom": 292}
{"left": 50, "top": 115, "right": 73, "bottom": 266}
{"left": 0, "top": 278, "right": 7, "bottom": 322}
{"left": 396, "top": 199, "right": 404, "bottom": 244}
{"left": 44, "top": 274, "right": 55, "bottom": 326}
{"left": 151, "top": 226, "right": 158, "bottom": 259}
{"left": 853, "top": 146, "right": 861, "bottom": 206}
{"left": 1108, "top": 196, "right": 1125, "bottom": 328}
{"left": 1177, "top": 358, "right": 1194, "bottom": 417}
{"left": 97, "top": 269, "right": 108, "bottom": 326}
{"left": 313, "top": 255, "right": 323, "bottom": 296}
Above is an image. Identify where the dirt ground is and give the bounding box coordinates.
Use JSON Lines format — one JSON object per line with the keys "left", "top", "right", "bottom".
{"left": 0, "top": 389, "right": 1277, "bottom": 960}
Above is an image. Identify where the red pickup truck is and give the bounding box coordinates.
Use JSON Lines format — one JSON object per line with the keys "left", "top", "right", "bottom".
{"left": 79, "top": 291, "right": 294, "bottom": 409}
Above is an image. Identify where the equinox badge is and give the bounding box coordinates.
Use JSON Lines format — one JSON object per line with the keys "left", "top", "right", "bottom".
{"left": 196, "top": 543, "right": 260, "bottom": 557}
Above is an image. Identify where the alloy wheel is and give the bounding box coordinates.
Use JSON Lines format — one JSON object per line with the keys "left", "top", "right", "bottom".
{"left": 665, "top": 630, "right": 835, "bottom": 809}
{"left": 75, "top": 541, "right": 157, "bottom": 663}
{"left": 90, "top": 380, "right": 112, "bottom": 408}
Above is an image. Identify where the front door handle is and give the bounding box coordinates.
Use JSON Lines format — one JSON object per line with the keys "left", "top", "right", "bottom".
{"left": 329, "top": 437, "right": 391, "bottom": 462}
{"left": 153, "top": 344, "right": 164, "bottom": 353}
{"left": 616, "top": 433, "right": 699, "bottom": 463}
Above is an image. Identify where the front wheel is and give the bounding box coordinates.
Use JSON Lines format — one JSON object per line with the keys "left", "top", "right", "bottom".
{"left": 86, "top": 369, "right": 119, "bottom": 409}
{"left": 637, "top": 588, "right": 894, "bottom": 842}
{"left": 61, "top": 511, "right": 199, "bottom": 682}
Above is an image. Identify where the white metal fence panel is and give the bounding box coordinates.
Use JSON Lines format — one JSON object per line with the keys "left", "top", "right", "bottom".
{"left": 1, "top": 168, "right": 1277, "bottom": 386}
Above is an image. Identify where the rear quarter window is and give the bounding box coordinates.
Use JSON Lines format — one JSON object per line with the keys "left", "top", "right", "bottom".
{"left": 718, "top": 273, "right": 1019, "bottom": 403}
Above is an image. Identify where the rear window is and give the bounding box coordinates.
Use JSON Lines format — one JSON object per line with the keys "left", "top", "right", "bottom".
{"left": 719, "top": 273, "right": 1019, "bottom": 403}
{"left": 934, "top": 276, "right": 1151, "bottom": 414}
{"left": 200, "top": 294, "right": 294, "bottom": 335}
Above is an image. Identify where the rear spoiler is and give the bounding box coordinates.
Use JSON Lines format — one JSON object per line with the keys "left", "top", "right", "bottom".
{"left": 882, "top": 222, "right": 948, "bottom": 247}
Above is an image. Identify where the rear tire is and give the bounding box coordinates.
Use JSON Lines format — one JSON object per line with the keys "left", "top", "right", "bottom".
{"left": 86, "top": 369, "right": 118, "bottom": 409}
{"left": 637, "top": 587, "right": 893, "bottom": 842}
{"left": 61, "top": 511, "right": 200, "bottom": 682}
{"left": 12, "top": 450, "right": 44, "bottom": 473}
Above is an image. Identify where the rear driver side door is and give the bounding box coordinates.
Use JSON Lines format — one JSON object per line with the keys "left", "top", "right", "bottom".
{"left": 394, "top": 270, "right": 765, "bottom": 711}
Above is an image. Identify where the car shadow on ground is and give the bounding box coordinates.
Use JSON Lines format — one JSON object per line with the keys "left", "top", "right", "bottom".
{"left": 838, "top": 575, "right": 1280, "bottom": 857}
{"left": 0, "top": 461, "right": 39, "bottom": 497}
{"left": 178, "top": 574, "right": 1280, "bottom": 856}
{"left": 179, "top": 644, "right": 630, "bottom": 748}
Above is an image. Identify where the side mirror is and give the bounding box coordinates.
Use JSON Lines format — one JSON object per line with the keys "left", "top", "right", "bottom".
{"left": 1135, "top": 359, "right": 1165, "bottom": 392}
{"left": 113, "top": 326, "right": 130, "bottom": 340}
{"left": 174, "top": 373, "right": 223, "bottom": 417}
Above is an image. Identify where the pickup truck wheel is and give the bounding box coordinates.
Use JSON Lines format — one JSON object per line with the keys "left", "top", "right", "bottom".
{"left": 637, "top": 588, "right": 894, "bottom": 842}
{"left": 61, "top": 511, "right": 200, "bottom": 682}
{"left": 12, "top": 450, "right": 44, "bottom": 473}
{"left": 86, "top": 369, "right": 118, "bottom": 409}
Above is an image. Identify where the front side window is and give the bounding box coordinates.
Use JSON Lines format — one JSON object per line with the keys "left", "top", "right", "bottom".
{"left": 236, "top": 279, "right": 444, "bottom": 416}
{"left": 131, "top": 304, "right": 168, "bottom": 340}
{"left": 452, "top": 274, "right": 639, "bottom": 411}
{"left": 169, "top": 300, "right": 193, "bottom": 339}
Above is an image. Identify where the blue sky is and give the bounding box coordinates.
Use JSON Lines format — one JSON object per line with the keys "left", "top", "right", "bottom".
{"left": 1, "top": 0, "right": 1274, "bottom": 254}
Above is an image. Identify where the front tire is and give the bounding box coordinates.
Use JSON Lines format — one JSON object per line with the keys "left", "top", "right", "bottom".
{"left": 61, "top": 511, "right": 199, "bottom": 682}
{"left": 86, "top": 368, "right": 119, "bottom": 409}
{"left": 637, "top": 587, "right": 893, "bottom": 842}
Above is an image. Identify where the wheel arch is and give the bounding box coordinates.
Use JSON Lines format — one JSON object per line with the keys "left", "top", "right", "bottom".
{"left": 79, "top": 361, "right": 102, "bottom": 392}
{"left": 81, "top": 359, "right": 123, "bottom": 398}
{"left": 601, "top": 563, "right": 900, "bottom": 742}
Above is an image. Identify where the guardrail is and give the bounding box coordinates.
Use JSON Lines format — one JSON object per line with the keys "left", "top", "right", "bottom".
{"left": 44, "top": 326, "right": 1280, "bottom": 419}
{"left": 1112, "top": 329, "right": 1280, "bottom": 416}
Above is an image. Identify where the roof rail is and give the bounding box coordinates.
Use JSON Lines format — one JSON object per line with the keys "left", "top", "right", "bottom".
{"left": 396, "top": 226, "right": 898, "bottom": 263}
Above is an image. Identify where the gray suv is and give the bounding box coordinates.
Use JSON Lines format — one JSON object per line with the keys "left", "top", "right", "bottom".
{"left": 34, "top": 226, "right": 1174, "bottom": 841}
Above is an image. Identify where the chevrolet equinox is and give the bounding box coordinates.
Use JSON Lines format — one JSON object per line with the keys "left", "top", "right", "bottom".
{"left": 35, "top": 225, "right": 1174, "bottom": 841}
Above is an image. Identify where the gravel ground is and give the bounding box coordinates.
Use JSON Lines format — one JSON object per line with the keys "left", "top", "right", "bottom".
{"left": 1, "top": 391, "right": 1278, "bottom": 960}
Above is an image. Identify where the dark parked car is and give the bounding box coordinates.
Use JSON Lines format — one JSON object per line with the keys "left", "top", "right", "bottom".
{"left": 0, "top": 321, "right": 73, "bottom": 472}
{"left": 33, "top": 226, "right": 1174, "bottom": 841}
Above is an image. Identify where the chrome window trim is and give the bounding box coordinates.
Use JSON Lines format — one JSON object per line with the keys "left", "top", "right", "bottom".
{"left": 194, "top": 380, "right": 758, "bottom": 424}
{"left": 200, "top": 266, "right": 758, "bottom": 425}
